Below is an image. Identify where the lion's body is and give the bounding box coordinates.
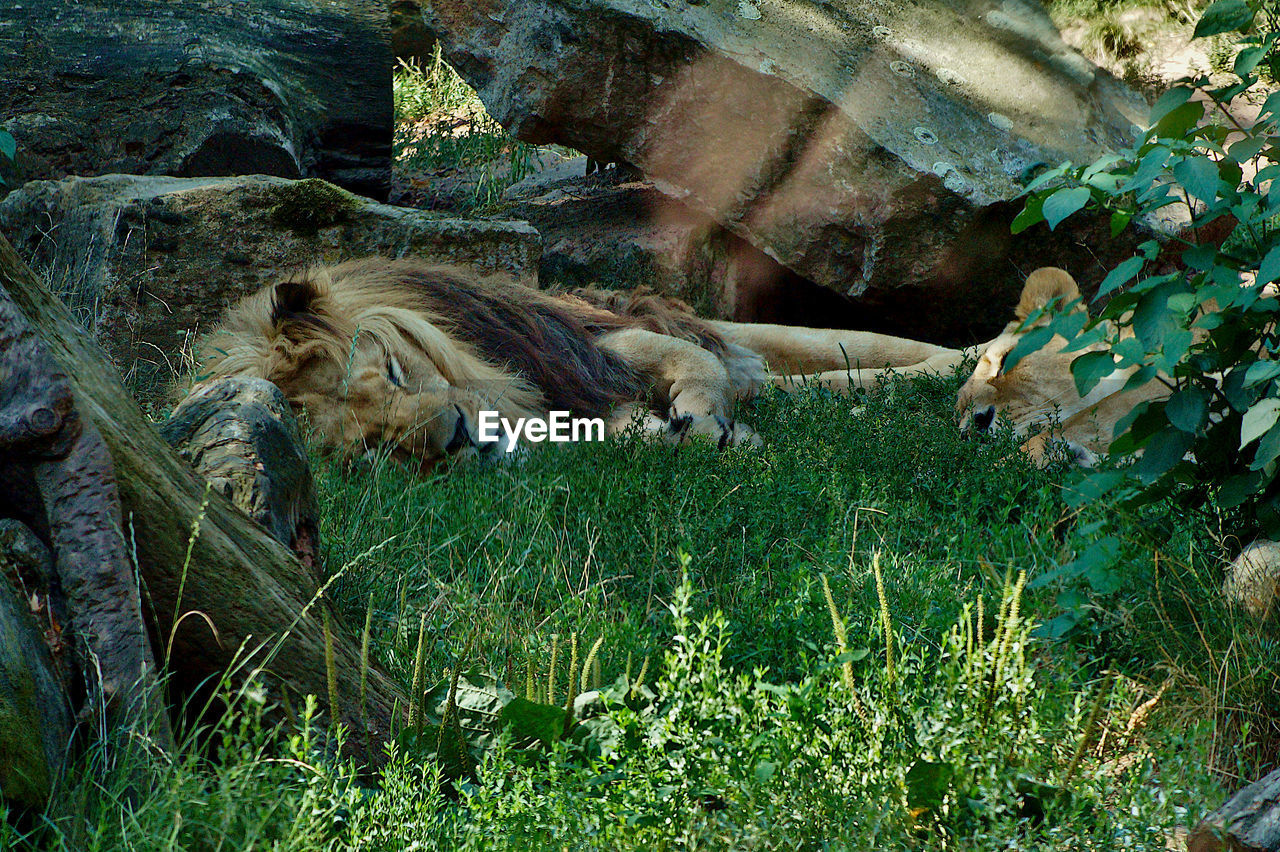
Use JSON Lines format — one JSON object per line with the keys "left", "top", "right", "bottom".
{"left": 195, "top": 257, "right": 959, "bottom": 468}
{"left": 954, "top": 267, "right": 1169, "bottom": 466}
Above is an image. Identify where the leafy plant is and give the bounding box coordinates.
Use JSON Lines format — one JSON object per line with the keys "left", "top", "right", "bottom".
{"left": 392, "top": 50, "right": 547, "bottom": 212}
{"left": 1009, "top": 0, "right": 1280, "bottom": 570}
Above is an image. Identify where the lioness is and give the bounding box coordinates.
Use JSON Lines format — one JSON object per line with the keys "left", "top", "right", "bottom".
{"left": 955, "top": 267, "right": 1167, "bottom": 467}
{"left": 194, "top": 256, "right": 960, "bottom": 470}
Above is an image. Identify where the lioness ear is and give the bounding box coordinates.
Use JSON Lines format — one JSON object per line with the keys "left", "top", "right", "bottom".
{"left": 270, "top": 278, "right": 321, "bottom": 326}
{"left": 1015, "top": 267, "right": 1081, "bottom": 321}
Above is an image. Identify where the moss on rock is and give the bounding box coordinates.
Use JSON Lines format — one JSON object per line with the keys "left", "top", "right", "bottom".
{"left": 266, "top": 178, "right": 362, "bottom": 234}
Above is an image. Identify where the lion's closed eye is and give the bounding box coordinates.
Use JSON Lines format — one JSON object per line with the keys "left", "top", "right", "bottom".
{"left": 386, "top": 353, "right": 407, "bottom": 388}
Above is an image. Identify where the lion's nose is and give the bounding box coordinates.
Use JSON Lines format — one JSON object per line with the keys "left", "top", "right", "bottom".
{"left": 444, "top": 405, "right": 473, "bottom": 454}
{"left": 972, "top": 405, "right": 996, "bottom": 433}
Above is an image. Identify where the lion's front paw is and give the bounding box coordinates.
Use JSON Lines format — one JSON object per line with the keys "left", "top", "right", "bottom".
{"left": 663, "top": 413, "right": 761, "bottom": 449}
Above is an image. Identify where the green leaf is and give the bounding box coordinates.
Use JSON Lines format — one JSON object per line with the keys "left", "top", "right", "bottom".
{"left": 1022, "top": 163, "right": 1071, "bottom": 194}
{"left": 1122, "top": 364, "right": 1158, "bottom": 393}
{"left": 1110, "top": 209, "right": 1133, "bottom": 237}
{"left": 1071, "top": 351, "right": 1118, "bottom": 397}
{"left": 1112, "top": 400, "right": 1154, "bottom": 446}
{"left": 1073, "top": 536, "right": 1124, "bottom": 594}
{"left": 1219, "top": 470, "right": 1263, "bottom": 507}
{"left": 1135, "top": 427, "right": 1193, "bottom": 483}
{"left": 1260, "top": 90, "right": 1280, "bottom": 121}
{"left": 1241, "top": 398, "right": 1280, "bottom": 448}
{"left": 1010, "top": 194, "right": 1045, "bottom": 235}
{"left": 1125, "top": 147, "right": 1172, "bottom": 191}
{"left": 1148, "top": 86, "right": 1193, "bottom": 124}
{"left": 1181, "top": 243, "right": 1218, "bottom": 271}
{"left": 1245, "top": 361, "right": 1280, "bottom": 387}
{"left": 0, "top": 131, "right": 13, "bottom": 163}
{"left": 1253, "top": 421, "right": 1280, "bottom": 469}
{"left": 1172, "top": 155, "right": 1221, "bottom": 203}
{"left": 1166, "top": 386, "right": 1209, "bottom": 432}
{"left": 1153, "top": 101, "right": 1206, "bottom": 139}
{"left": 1133, "top": 285, "right": 1179, "bottom": 351}
{"left": 1193, "top": 0, "right": 1255, "bottom": 38}
{"left": 1155, "top": 329, "right": 1194, "bottom": 373}
{"left": 1235, "top": 45, "right": 1270, "bottom": 77}
{"left": 1228, "top": 134, "right": 1267, "bottom": 163}
{"left": 1258, "top": 245, "right": 1280, "bottom": 286}
{"left": 1097, "top": 256, "right": 1145, "bottom": 298}
{"left": 1224, "top": 369, "right": 1254, "bottom": 412}
{"left": 1042, "top": 186, "right": 1092, "bottom": 230}
{"left": 1069, "top": 470, "right": 1127, "bottom": 503}
{"left": 1004, "top": 325, "right": 1056, "bottom": 372}
{"left": 1111, "top": 336, "right": 1148, "bottom": 365}
{"left": 1212, "top": 77, "right": 1257, "bottom": 103}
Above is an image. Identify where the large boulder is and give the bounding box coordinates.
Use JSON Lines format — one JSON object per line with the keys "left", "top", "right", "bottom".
{"left": 0, "top": 0, "right": 393, "bottom": 199}
{"left": 506, "top": 165, "right": 727, "bottom": 308}
{"left": 0, "top": 175, "right": 541, "bottom": 405}
{"left": 1223, "top": 539, "right": 1280, "bottom": 621}
{"left": 425, "top": 0, "right": 1151, "bottom": 342}
{"left": 506, "top": 165, "right": 866, "bottom": 327}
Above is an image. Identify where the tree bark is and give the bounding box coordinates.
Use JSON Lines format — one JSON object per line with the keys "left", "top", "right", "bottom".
{"left": 161, "top": 376, "right": 320, "bottom": 570}
{"left": 0, "top": 231, "right": 408, "bottom": 773}
{"left": 1188, "top": 767, "right": 1280, "bottom": 852}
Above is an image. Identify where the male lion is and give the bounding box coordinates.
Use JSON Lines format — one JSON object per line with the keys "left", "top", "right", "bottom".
{"left": 955, "top": 267, "right": 1167, "bottom": 467}
{"left": 193, "top": 256, "right": 960, "bottom": 470}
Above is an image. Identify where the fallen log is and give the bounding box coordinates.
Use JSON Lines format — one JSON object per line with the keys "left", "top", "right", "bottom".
{"left": 0, "top": 262, "right": 170, "bottom": 750}
{"left": 0, "top": 231, "right": 409, "bottom": 791}
{"left": 161, "top": 376, "right": 320, "bottom": 571}
{"left": 1188, "top": 767, "right": 1280, "bottom": 852}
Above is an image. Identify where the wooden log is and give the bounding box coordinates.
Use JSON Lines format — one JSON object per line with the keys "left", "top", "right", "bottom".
{"left": 0, "top": 264, "right": 169, "bottom": 747}
{"left": 0, "top": 231, "right": 408, "bottom": 773}
{"left": 162, "top": 377, "right": 320, "bottom": 571}
{"left": 0, "top": 521, "right": 74, "bottom": 807}
{"left": 1188, "top": 767, "right": 1280, "bottom": 852}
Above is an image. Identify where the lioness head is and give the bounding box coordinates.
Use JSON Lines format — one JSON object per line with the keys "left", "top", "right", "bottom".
{"left": 955, "top": 267, "right": 1097, "bottom": 440}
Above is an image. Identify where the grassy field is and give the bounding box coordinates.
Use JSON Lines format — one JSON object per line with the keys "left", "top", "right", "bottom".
{"left": 7, "top": 45, "right": 1277, "bottom": 852}
{"left": 10, "top": 368, "right": 1275, "bottom": 850}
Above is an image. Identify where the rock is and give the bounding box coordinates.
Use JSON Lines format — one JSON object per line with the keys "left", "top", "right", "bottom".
{"left": 507, "top": 169, "right": 868, "bottom": 328}
{"left": 1223, "top": 540, "right": 1280, "bottom": 620}
{"left": 0, "top": 174, "right": 541, "bottom": 405}
{"left": 425, "top": 0, "right": 1152, "bottom": 342}
{"left": 507, "top": 171, "right": 727, "bottom": 309}
{"left": 0, "top": 0, "right": 393, "bottom": 199}
{"left": 392, "top": 0, "right": 437, "bottom": 65}
{"left": 162, "top": 378, "right": 320, "bottom": 572}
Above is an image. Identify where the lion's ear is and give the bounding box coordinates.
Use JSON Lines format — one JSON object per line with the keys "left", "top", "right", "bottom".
{"left": 270, "top": 278, "right": 321, "bottom": 326}
{"left": 1015, "top": 267, "right": 1081, "bottom": 321}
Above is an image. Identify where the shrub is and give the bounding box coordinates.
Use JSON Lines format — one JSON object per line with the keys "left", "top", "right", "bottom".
{"left": 1010, "top": 0, "right": 1280, "bottom": 571}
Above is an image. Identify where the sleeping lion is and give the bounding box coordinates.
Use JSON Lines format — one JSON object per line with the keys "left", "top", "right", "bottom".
{"left": 192, "top": 256, "right": 961, "bottom": 470}
{"left": 955, "top": 266, "right": 1170, "bottom": 467}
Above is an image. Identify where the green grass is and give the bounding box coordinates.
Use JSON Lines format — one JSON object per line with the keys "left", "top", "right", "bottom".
{"left": 9, "top": 369, "right": 1275, "bottom": 850}
{"left": 393, "top": 49, "right": 548, "bottom": 212}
